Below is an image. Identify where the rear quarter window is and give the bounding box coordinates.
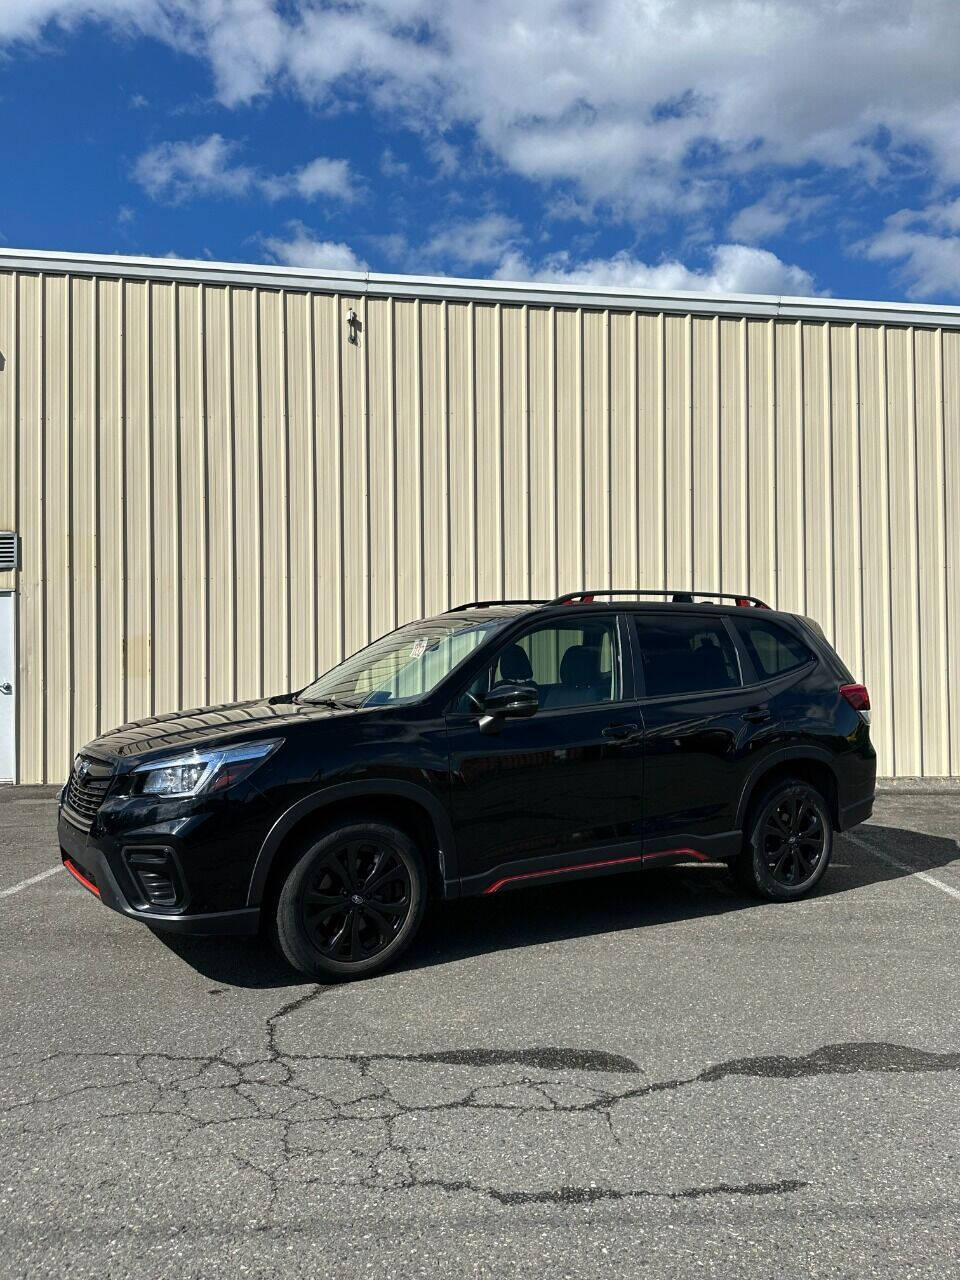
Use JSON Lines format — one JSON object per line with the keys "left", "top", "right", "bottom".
{"left": 734, "top": 618, "right": 814, "bottom": 679}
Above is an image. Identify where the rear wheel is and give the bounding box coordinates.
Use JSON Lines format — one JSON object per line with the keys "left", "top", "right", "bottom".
{"left": 734, "top": 778, "right": 833, "bottom": 901}
{"left": 275, "top": 821, "right": 427, "bottom": 980}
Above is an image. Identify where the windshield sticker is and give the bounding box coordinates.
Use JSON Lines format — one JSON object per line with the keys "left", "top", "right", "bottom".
{"left": 409, "top": 638, "right": 429, "bottom": 659}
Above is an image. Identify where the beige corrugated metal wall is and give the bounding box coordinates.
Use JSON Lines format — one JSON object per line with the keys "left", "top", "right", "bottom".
{"left": 1, "top": 261, "right": 959, "bottom": 781}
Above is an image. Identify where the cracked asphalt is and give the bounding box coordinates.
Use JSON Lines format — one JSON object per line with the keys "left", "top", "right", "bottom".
{"left": 1, "top": 786, "right": 959, "bottom": 1279}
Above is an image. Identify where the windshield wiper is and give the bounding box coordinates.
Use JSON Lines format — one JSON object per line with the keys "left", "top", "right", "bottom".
{"left": 296, "top": 695, "right": 348, "bottom": 709}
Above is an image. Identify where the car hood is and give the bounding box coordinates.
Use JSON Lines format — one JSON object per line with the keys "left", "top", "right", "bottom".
{"left": 79, "top": 697, "right": 357, "bottom": 764}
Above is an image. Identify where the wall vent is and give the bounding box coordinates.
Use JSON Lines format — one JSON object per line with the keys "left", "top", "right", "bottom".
{"left": 0, "top": 532, "right": 20, "bottom": 573}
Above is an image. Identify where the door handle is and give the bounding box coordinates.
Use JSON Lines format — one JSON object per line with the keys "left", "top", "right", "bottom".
{"left": 0, "top": 682, "right": 11, "bottom": 695}
{"left": 741, "top": 707, "right": 770, "bottom": 723}
{"left": 602, "top": 722, "right": 641, "bottom": 741}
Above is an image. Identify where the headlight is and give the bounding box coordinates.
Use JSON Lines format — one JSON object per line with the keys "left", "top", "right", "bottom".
{"left": 131, "top": 739, "right": 282, "bottom": 798}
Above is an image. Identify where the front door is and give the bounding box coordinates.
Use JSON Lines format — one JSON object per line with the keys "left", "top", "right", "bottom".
{"left": 0, "top": 592, "right": 15, "bottom": 783}
{"left": 631, "top": 611, "right": 779, "bottom": 861}
{"left": 445, "top": 613, "right": 644, "bottom": 890}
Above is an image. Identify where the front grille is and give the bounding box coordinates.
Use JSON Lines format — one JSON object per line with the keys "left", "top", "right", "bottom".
{"left": 62, "top": 757, "right": 114, "bottom": 831}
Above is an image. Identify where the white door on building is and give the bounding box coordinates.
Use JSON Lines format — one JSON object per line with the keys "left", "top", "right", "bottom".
{"left": 0, "top": 592, "right": 15, "bottom": 782}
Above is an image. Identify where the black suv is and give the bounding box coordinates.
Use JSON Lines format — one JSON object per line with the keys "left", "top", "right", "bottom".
{"left": 59, "top": 590, "right": 876, "bottom": 980}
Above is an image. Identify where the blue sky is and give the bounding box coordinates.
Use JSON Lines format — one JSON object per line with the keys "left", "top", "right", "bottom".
{"left": 3, "top": 1, "right": 960, "bottom": 300}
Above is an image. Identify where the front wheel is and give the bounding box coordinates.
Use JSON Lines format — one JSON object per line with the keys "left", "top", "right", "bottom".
{"left": 734, "top": 779, "right": 833, "bottom": 901}
{"left": 275, "top": 821, "right": 427, "bottom": 980}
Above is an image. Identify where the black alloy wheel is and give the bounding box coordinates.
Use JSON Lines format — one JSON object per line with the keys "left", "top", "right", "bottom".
{"left": 762, "top": 792, "right": 826, "bottom": 888}
{"left": 302, "top": 839, "right": 412, "bottom": 962}
{"left": 735, "top": 779, "right": 833, "bottom": 901}
{"left": 275, "top": 821, "right": 427, "bottom": 980}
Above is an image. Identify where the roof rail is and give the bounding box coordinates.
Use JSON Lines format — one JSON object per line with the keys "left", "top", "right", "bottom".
{"left": 446, "top": 597, "right": 548, "bottom": 612}
{"left": 551, "top": 588, "right": 770, "bottom": 608}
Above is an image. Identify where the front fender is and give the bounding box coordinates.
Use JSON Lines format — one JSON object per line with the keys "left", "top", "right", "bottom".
{"left": 245, "top": 779, "right": 460, "bottom": 905}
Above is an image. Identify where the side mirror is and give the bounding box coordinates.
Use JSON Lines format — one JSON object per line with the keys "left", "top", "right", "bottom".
{"left": 479, "top": 682, "right": 538, "bottom": 731}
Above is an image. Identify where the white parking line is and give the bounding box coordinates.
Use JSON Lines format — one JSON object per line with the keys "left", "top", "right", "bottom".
{"left": 841, "top": 831, "right": 960, "bottom": 901}
{"left": 0, "top": 865, "right": 63, "bottom": 898}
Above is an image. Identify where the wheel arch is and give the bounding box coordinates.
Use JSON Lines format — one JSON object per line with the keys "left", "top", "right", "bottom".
{"left": 735, "top": 749, "right": 840, "bottom": 832}
{"left": 246, "top": 781, "right": 459, "bottom": 911}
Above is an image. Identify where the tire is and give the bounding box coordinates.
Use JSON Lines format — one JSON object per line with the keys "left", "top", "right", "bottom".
{"left": 275, "top": 821, "right": 428, "bottom": 981}
{"left": 733, "top": 777, "right": 833, "bottom": 901}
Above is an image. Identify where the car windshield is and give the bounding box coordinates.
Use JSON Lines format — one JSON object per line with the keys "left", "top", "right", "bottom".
{"left": 297, "top": 615, "right": 507, "bottom": 708}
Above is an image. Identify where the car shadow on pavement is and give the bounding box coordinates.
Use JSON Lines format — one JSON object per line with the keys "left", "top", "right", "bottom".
{"left": 154, "top": 822, "right": 959, "bottom": 989}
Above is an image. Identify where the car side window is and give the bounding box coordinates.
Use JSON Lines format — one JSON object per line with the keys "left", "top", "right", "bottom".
{"left": 734, "top": 618, "right": 814, "bottom": 679}
{"left": 636, "top": 615, "right": 741, "bottom": 697}
{"left": 456, "top": 617, "right": 621, "bottom": 712}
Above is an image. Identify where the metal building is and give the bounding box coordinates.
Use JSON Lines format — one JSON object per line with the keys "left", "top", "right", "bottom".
{"left": 1, "top": 246, "right": 958, "bottom": 783}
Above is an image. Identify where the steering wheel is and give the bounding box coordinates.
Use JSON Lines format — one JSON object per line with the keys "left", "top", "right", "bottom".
{"left": 464, "top": 690, "right": 484, "bottom": 712}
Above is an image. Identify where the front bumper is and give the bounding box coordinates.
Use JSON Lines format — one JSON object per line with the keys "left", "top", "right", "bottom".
{"left": 58, "top": 812, "right": 260, "bottom": 936}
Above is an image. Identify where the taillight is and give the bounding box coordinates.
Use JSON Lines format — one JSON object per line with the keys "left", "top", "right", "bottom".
{"left": 840, "top": 683, "right": 871, "bottom": 723}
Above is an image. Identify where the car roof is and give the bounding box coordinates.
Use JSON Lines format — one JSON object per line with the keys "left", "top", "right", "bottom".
{"left": 431, "top": 600, "right": 801, "bottom": 626}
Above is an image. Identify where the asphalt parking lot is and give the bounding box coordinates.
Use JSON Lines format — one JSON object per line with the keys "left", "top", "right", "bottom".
{"left": 1, "top": 786, "right": 958, "bottom": 1279}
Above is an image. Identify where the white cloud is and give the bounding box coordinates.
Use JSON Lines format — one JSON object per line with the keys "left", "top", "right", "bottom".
{"left": 863, "top": 202, "right": 960, "bottom": 299}
{"left": 260, "top": 156, "right": 356, "bottom": 202}
{"left": 134, "top": 134, "right": 357, "bottom": 204}
{"left": 134, "top": 134, "right": 255, "bottom": 202}
{"left": 12, "top": 1, "right": 960, "bottom": 220}
{"left": 727, "top": 185, "right": 831, "bottom": 243}
{"left": 495, "top": 244, "right": 818, "bottom": 297}
{"left": 424, "top": 214, "right": 522, "bottom": 268}
{"left": 262, "top": 222, "right": 368, "bottom": 272}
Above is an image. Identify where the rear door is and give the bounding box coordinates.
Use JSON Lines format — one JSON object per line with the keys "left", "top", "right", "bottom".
{"left": 631, "top": 611, "right": 779, "bottom": 860}
{"left": 445, "top": 612, "right": 644, "bottom": 888}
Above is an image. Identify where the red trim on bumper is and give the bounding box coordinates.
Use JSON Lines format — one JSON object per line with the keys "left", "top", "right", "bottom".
{"left": 63, "top": 856, "right": 100, "bottom": 898}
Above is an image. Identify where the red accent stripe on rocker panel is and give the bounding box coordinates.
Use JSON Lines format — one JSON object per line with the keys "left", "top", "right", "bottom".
{"left": 643, "top": 848, "right": 711, "bottom": 863}
{"left": 482, "top": 848, "right": 709, "bottom": 895}
{"left": 63, "top": 857, "right": 100, "bottom": 897}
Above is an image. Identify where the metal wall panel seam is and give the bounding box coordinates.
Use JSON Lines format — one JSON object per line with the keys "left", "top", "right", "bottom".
{"left": 198, "top": 283, "right": 210, "bottom": 708}
{"left": 226, "top": 287, "right": 238, "bottom": 700}
{"left": 880, "top": 325, "right": 898, "bottom": 773}
{"left": 937, "top": 328, "right": 954, "bottom": 772}
{"left": 415, "top": 297, "right": 425, "bottom": 618}
{"left": 92, "top": 280, "right": 101, "bottom": 742}
{"left": 909, "top": 326, "right": 924, "bottom": 774}
{"left": 65, "top": 276, "right": 74, "bottom": 776}
{"left": 118, "top": 279, "right": 128, "bottom": 730}
{"left": 253, "top": 288, "right": 264, "bottom": 697}
{"left": 768, "top": 319, "right": 778, "bottom": 609}
{"left": 441, "top": 299, "right": 450, "bottom": 609}
{"left": 468, "top": 300, "right": 478, "bottom": 602}
{"left": 280, "top": 289, "right": 291, "bottom": 689}
{"left": 740, "top": 317, "right": 751, "bottom": 597}
{"left": 577, "top": 308, "right": 585, "bottom": 586}
{"left": 713, "top": 314, "right": 722, "bottom": 594}
{"left": 38, "top": 274, "right": 47, "bottom": 775}
{"left": 12, "top": 273, "right": 20, "bottom": 780}
{"left": 550, "top": 306, "right": 559, "bottom": 595}
{"left": 389, "top": 296, "right": 399, "bottom": 628}
{"left": 496, "top": 301, "right": 505, "bottom": 599}
{"left": 522, "top": 303, "right": 531, "bottom": 593}
{"left": 307, "top": 291, "right": 319, "bottom": 678}
{"left": 173, "top": 282, "right": 183, "bottom": 711}
{"left": 823, "top": 322, "right": 836, "bottom": 639}
{"left": 658, "top": 312, "right": 667, "bottom": 589}
{"left": 334, "top": 294, "right": 345, "bottom": 663}
{"left": 795, "top": 320, "right": 806, "bottom": 616}
{"left": 604, "top": 309, "right": 612, "bottom": 589}
{"left": 850, "top": 323, "right": 865, "bottom": 682}
{"left": 360, "top": 293, "right": 372, "bottom": 642}
{"left": 686, "top": 313, "right": 694, "bottom": 591}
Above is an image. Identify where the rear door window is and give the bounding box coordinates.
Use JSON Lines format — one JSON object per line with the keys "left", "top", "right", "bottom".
{"left": 733, "top": 617, "right": 814, "bottom": 679}
{"left": 635, "top": 615, "right": 741, "bottom": 697}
